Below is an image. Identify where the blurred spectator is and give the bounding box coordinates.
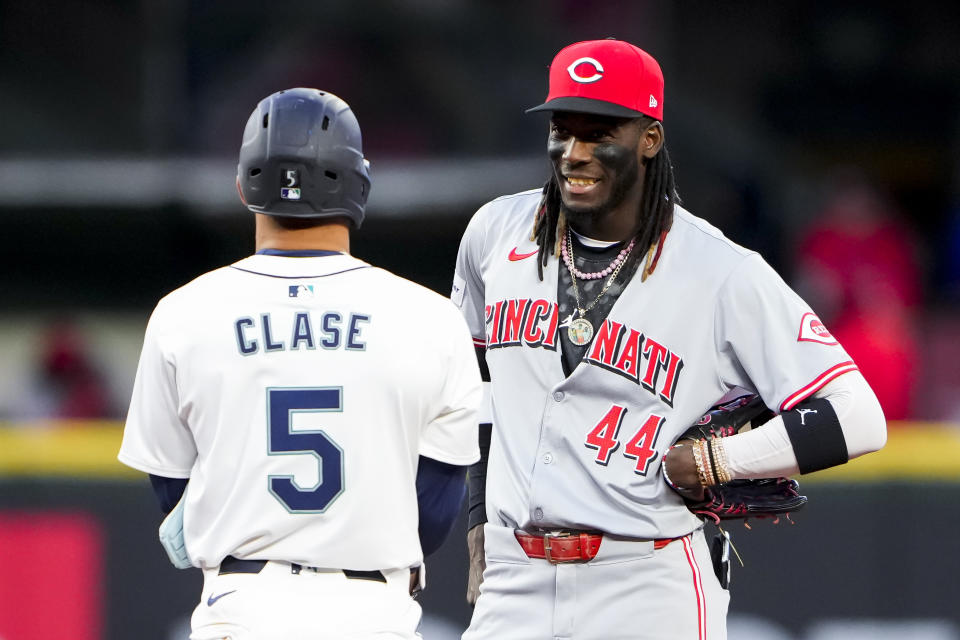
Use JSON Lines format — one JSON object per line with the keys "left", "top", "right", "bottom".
{"left": 18, "top": 323, "right": 114, "bottom": 420}
{"left": 793, "top": 171, "right": 922, "bottom": 421}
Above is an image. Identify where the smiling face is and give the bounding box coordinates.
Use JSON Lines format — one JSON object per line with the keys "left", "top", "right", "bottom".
{"left": 548, "top": 111, "right": 663, "bottom": 240}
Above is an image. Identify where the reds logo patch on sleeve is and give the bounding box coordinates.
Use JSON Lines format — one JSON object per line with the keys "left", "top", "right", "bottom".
{"left": 797, "top": 312, "right": 838, "bottom": 345}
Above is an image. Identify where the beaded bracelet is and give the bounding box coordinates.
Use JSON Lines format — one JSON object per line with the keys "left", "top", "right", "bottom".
{"left": 701, "top": 438, "right": 716, "bottom": 486}
{"left": 705, "top": 435, "right": 722, "bottom": 485}
{"left": 711, "top": 437, "right": 733, "bottom": 484}
{"left": 689, "top": 440, "right": 705, "bottom": 486}
{"left": 691, "top": 439, "right": 714, "bottom": 488}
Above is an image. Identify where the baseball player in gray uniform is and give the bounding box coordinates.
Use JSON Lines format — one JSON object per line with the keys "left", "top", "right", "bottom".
{"left": 119, "top": 88, "right": 481, "bottom": 639}
{"left": 451, "top": 40, "right": 887, "bottom": 639}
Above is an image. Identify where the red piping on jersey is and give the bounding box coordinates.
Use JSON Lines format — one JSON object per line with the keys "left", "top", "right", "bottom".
{"left": 681, "top": 535, "right": 707, "bottom": 640}
{"left": 779, "top": 361, "right": 859, "bottom": 412}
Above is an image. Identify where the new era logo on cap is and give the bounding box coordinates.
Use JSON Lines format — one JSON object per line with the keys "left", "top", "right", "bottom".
{"left": 527, "top": 39, "right": 665, "bottom": 121}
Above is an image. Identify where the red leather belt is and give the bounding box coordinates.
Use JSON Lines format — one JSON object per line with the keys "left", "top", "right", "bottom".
{"left": 514, "top": 531, "right": 680, "bottom": 564}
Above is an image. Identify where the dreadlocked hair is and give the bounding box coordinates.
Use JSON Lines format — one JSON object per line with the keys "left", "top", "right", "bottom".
{"left": 530, "top": 140, "right": 679, "bottom": 281}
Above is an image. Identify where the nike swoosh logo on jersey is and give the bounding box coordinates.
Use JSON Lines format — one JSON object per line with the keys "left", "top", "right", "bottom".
{"left": 508, "top": 247, "right": 538, "bottom": 261}
{"left": 207, "top": 590, "right": 237, "bottom": 606}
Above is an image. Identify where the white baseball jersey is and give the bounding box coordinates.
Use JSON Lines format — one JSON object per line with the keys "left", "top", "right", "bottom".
{"left": 120, "top": 252, "right": 481, "bottom": 571}
{"left": 452, "top": 189, "right": 857, "bottom": 539}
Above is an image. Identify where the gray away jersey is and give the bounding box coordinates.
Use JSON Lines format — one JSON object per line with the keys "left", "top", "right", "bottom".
{"left": 452, "top": 189, "right": 857, "bottom": 539}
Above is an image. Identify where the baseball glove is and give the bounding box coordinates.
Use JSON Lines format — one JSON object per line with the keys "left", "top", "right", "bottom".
{"left": 666, "top": 394, "right": 808, "bottom": 523}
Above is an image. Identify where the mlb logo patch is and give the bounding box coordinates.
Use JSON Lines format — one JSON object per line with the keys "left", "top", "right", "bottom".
{"left": 289, "top": 285, "right": 314, "bottom": 298}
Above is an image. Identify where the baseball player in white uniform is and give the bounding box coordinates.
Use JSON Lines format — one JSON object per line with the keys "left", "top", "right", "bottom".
{"left": 118, "top": 88, "right": 481, "bottom": 639}
{"left": 452, "top": 40, "right": 887, "bottom": 639}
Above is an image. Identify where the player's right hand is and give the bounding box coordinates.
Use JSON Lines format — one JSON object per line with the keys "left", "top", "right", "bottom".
{"left": 466, "top": 523, "right": 485, "bottom": 606}
{"left": 663, "top": 444, "right": 707, "bottom": 501}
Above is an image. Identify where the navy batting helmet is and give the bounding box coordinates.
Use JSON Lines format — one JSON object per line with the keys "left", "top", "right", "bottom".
{"left": 237, "top": 88, "right": 371, "bottom": 228}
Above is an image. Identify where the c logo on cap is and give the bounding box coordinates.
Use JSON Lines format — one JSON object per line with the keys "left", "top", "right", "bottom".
{"left": 566, "top": 57, "right": 604, "bottom": 84}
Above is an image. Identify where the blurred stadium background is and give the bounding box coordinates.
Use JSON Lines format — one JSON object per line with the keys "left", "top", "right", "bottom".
{"left": 1, "top": 1, "right": 959, "bottom": 639}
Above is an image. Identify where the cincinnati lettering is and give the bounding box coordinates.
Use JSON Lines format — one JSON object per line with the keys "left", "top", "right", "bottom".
{"left": 584, "top": 319, "right": 684, "bottom": 407}
{"left": 485, "top": 298, "right": 559, "bottom": 351}
{"left": 484, "top": 299, "right": 684, "bottom": 406}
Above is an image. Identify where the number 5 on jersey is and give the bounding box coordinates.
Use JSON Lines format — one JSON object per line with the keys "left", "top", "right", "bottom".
{"left": 267, "top": 387, "right": 345, "bottom": 513}
{"left": 585, "top": 405, "right": 665, "bottom": 475}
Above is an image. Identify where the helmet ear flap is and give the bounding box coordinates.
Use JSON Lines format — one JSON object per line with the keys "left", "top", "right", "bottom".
{"left": 236, "top": 176, "right": 247, "bottom": 206}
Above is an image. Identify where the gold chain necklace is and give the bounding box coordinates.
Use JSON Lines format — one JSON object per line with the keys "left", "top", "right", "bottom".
{"left": 564, "top": 230, "right": 634, "bottom": 346}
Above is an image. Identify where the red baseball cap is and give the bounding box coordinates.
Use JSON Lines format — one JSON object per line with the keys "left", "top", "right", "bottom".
{"left": 527, "top": 39, "right": 664, "bottom": 121}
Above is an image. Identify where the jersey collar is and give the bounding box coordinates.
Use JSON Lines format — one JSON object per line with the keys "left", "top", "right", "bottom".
{"left": 255, "top": 249, "right": 343, "bottom": 257}
{"left": 232, "top": 252, "right": 369, "bottom": 279}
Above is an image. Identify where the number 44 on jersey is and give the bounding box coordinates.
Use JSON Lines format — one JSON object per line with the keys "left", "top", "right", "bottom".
{"left": 585, "top": 405, "right": 665, "bottom": 476}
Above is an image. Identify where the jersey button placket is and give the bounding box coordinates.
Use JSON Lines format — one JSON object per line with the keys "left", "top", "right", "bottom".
{"left": 543, "top": 392, "right": 560, "bottom": 465}
{"left": 530, "top": 388, "right": 563, "bottom": 527}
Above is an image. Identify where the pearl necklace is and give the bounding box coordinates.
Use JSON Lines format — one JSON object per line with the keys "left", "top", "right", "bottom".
{"left": 561, "top": 232, "right": 636, "bottom": 280}
{"left": 563, "top": 229, "right": 636, "bottom": 346}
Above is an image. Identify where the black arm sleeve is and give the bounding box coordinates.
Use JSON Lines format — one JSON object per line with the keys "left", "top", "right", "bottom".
{"left": 782, "top": 397, "right": 849, "bottom": 474}
{"left": 467, "top": 423, "right": 492, "bottom": 530}
{"left": 467, "top": 343, "right": 491, "bottom": 531}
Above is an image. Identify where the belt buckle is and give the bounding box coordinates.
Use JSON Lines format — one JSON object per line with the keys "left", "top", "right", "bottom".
{"left": 542, "top": 530, "right": 574, "bottom": 565}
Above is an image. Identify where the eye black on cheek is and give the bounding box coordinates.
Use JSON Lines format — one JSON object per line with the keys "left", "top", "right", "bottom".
{"left": 547, "top": 138, "right": 565, "bottom": 161}
{"left": 592, "top": 143, "right": 632, "bottom": 170}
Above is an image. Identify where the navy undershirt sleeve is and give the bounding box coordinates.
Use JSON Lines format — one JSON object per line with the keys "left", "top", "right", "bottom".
{"left": 153, "top": 462, "right": 465, "bottom": 556}
{"left": 149, "top": 474, "right": 188, "bottom": 515}
{"left": 416, "top": 456, "right": 468, "bottom": 556}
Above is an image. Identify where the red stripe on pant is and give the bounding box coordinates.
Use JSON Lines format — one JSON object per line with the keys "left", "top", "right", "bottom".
{"left": 681, "top": 535, "right": 706, "bottom": 639}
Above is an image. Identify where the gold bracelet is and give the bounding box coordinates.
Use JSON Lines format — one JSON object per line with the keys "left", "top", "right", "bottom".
{"left": 692, "top": 439, "right": 714, "bottom": 487}
{"left": 700, "top": 438, "right": 716, "bottom": 486}
{"left": 690, "top": 440, "right": 705, "bottom": 487}
{"left": 719, "top": 438, "right": 733, "bottom": 483}
{"left": 702, "top": 438, "right": 718, "bottom": 486}
{"left": 711, "top": 437, "right": 733, "bottom": 484}
{"left": 705, "top": 435, "right": 721, "bottom": 485}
